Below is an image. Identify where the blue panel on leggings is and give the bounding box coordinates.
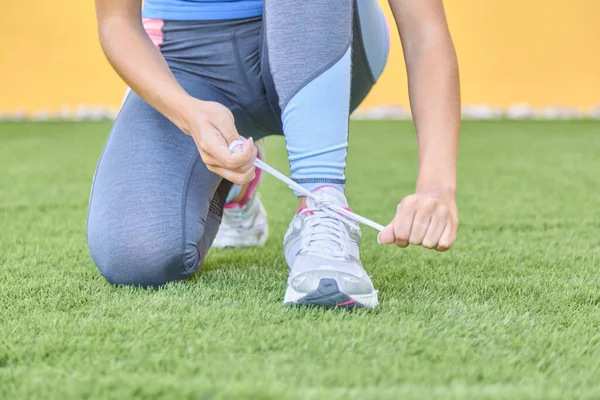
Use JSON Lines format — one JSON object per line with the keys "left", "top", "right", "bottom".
{"left": 281, "top": 47, "right": 352, "bottom": 194}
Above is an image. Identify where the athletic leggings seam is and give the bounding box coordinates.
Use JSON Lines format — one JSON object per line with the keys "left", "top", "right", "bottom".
{"left": 260, "top": 16, "right": 283, "bottom": 131}
{"left": 279, "top": 39, "right": 352, "bottom": 111}
{"left": 231, "top": 30, "right": 255, "bottom": 99}
{"left": 180, "top": 153, "right": 202, "bottom": 273}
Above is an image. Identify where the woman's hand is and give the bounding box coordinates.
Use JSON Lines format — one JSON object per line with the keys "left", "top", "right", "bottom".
{"left": 378, "top": 189, "right": 458, "bottom": 251}
{"left": 180, "top": 98, "right": 257, "bottom": 185}
{"left": 95, "top": 0, "right": 256, "bottom": 185}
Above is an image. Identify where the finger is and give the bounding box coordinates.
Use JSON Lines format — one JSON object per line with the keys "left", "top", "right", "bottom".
{"left": 211, "top": 109, "right": 240, "bottom": 145}
{"left": 422, "top": 210, "right": 447, "bottom": 249}
{"left": 234, "top": 159, "right": 255, "bottom": 173}
{"left": 198, "top": 149, "right": 220, "bottom": 169}
{"left": 198, "top": 124, "right": 229, "bottom": 157}
{"left": 237, "top": 137, "right": 258, "bottom": 163}
{"left": 408, "top": 207, "right": 432, "bottom": 246}
{"left": 223, "top": 167, "right": 255, "bottom": 185}
{"left": 393, "top": 202, "right": 416, "bottom": 248}
{"left": 239, "top": 165, "right": 256, "bottom": 183}
{"left": 378, "top": 223, "right": 395, "bottom": 244}
{"left": 199, "top": 136, "right": 244, "bottom": 171}
{"left": 214, "top": 138, "right": 255, "bottom": 171}
{"left": 208, "top": 167, "right": 246, "bottom": 185}
{"left": 436, "top": 219, "right": 457, "bottom": 251}
{"left": 229, "top": 138, "right": 245, "bottom": 154}
{"left": 221, "top": 141, "right": 256, "bottom": 173}
{"left": 209, "top": 165, "right": 256, "bottom": 185}
{"left": 204, "top": 133, "right": 237, "bottom": 166}
{"left": 205, "top": 130, "right": 254, "bottom": 170}
{"left": 226, "top": 138, "right": 256, "bottom": 170}
{"left": 204, "top": 157, "right": 254, "bottom": 174}
{"left": 248, "top": 138, "right": 258, "bottom": 158}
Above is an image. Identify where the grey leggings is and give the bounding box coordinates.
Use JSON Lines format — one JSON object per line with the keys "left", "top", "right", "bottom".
{"left": 87, "top": 0, "right": 389, "bottom": 286}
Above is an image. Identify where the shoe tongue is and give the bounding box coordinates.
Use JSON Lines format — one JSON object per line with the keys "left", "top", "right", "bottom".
{"left": 306, "top": 186, "right": 348, "bottom": 209}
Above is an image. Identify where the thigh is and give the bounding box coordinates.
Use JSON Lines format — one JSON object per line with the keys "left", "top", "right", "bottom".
{"left": 87, "top": 71, "right": 228, "bottom": 286}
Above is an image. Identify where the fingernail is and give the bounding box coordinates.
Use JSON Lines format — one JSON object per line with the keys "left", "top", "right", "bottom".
{"left": 377, "top": 233, "right": 383, "bottom": 244}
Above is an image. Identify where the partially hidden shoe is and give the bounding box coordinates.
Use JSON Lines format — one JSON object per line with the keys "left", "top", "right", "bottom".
{"left": 212, "top": 141, "right": 268, "bottom": 248}
{"left": 283, "top": 186, "right": 378, "bottom": 308}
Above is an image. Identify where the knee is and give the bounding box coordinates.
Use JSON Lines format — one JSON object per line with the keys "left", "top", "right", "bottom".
{"left": 87, "top": 224, "right": 203, "bottom": 287}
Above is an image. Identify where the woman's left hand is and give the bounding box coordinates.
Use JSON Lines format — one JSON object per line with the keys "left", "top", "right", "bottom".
{"left": 378, "top": 189, "right": 458, "bottom": 251}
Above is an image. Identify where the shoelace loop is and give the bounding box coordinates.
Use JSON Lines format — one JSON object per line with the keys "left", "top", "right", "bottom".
{"left": 229, "top": 140, "right": 385, "bottom": 232}
{"left": 302, "top": 208, "right": 349, "bottom": 255}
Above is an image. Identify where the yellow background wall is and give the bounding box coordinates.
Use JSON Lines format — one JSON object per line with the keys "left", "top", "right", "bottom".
{"left": 1, "top": 1, "right": 599, "bottom": 113}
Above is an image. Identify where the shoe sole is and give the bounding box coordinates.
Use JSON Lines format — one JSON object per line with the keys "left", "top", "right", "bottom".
{"left": 284, "top": 278, "right": 378, "bottom": 309}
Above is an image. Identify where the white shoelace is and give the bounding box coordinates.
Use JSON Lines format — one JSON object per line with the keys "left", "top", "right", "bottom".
{"left": 228, "top": 140, "right": 385, "bottom": 233}
{"left": 302, "top": 209, "right": 349, "bottom": 255}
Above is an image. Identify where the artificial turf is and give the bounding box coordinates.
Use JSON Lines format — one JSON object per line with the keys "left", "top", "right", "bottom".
{"left": 1, "top": 120, "right": 599, "bottom": 399}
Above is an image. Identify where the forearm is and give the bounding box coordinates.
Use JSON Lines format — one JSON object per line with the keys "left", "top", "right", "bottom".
{"left": 389, "top": 0, "right": 460, "bottom": 194}
{"left": 406, "top": 34, "right": 460, "bottom": 194}
{"left": 97, "top": 12, "right": 192, "bottom": 132}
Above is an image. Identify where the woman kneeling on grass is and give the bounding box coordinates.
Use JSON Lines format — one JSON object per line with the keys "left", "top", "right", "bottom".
{"left": 88, "top": 0, "right": 460, "bottom": 308}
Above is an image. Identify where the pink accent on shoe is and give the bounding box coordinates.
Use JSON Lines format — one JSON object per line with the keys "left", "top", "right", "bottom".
{"left": 296, "top": 207, "right": 314, "bottom": 216}
{"left": 223, "top": 143, "right": 262, "bottom": 209}
{"left": 143, "top": 18, "right": 164, "bottom": 48}
{"left": 336, "top": 298, "right": 357, "bottom": 307}
{"left": 238, "top": 167, "right": 261, "bottom": 207}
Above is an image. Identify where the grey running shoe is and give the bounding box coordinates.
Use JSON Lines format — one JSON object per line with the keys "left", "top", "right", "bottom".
{"left": 283, "top": 186, "right": 378, "bottom": 308}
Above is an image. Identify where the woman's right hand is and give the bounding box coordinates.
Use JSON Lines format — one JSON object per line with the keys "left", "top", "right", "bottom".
{"left": 180, "top": 98, "right": 257, "bottom": 185}
{"left": 95, "top": 0, "right": 255, "bottom": 184}
{"left": 95, "top": 0, "right": 255, "bottom": 185}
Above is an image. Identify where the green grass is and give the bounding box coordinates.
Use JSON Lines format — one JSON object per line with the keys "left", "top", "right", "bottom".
{"left": 1, "top": 120, "right": 600, "bottom": 399}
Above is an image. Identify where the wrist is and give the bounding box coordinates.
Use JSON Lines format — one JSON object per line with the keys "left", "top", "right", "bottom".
{"left": 416, "top": 177, "right": 456, "bottom": 198}
{"left": 416, "top": 156, "right": 457, "bottom": 198}
{"left": 165, "top": 95, "right": 198, "bottom": 136}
